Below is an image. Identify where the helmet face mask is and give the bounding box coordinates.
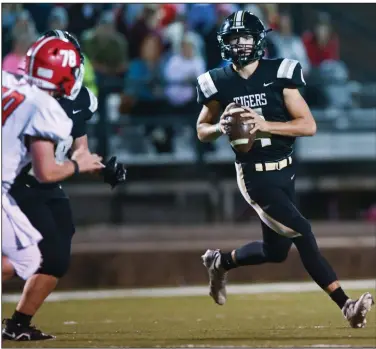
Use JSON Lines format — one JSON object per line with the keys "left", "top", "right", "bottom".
{"left": 217, "top": 11, "right": 270, "bottom": 66}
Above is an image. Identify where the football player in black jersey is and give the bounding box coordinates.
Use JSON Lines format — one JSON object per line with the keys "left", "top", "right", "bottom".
{"left": 2, "top": 30, "right": 127, "bottom": 341}
{"left": 196, "top": 11, "right": 373, "bottom": 328}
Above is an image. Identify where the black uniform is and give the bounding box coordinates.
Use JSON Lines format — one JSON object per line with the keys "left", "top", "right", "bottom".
{"left": 197, "top": 58, "right": 337, "bottom": 289}
{"left": 9, "top": 86, "right": 97, "bottom": 278}
{"left": 197, "top": 58, "right": 305, "bottom": 162}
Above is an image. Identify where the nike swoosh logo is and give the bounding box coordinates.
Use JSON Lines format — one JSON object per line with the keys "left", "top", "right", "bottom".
{"left": 3, "top": 330, "right": 16, "bottom": 339}
{"left": 72, "top": 110, "right": 82, "bottom": 114}
{"left": 263, "top": 82, "right": 274, "bottom": 87}
{"left": 291, "top": 174, "right": 295, "bottom": 180}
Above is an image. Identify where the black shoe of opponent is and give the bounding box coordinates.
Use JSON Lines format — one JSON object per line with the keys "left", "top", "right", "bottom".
{"left": 2, "top": 318, "right": 55, "bottom": 341}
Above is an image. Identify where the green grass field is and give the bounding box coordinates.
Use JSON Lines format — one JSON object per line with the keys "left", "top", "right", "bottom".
{"left": 2, "top": 289, "right": 375, "bottom": 348}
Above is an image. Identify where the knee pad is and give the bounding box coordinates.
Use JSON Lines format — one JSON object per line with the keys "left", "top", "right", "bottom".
{"left": 37, "top": 252, "right": 70, "bottom": 278}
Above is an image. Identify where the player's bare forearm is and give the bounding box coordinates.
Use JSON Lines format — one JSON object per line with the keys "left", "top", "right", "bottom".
{"left": 197, "top": 123, "right": 222, "bottom": 142}
{"left": 72, "top": 135, "right": 89, "bottom": 152}
{"left": 196, "top": 102, "right": 222, "bottom": 142}
{"left": 30, "top": 137, "right": 76, "bottom": 182}
{"left": 34, "top": 158, "right": 76, "bottom": 183}
{"left": 266, "top": 117, "right": 317, "bottom": 137}
{"left": 73, "top": 135, "right": 102, "bottom": 175}
{"left": 42, "top": 161, "right": 77, "bottom": 183}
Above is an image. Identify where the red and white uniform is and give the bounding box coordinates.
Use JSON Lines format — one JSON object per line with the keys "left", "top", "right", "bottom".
{"left": 2, "top": 71, "right": 72, "bottom": 279}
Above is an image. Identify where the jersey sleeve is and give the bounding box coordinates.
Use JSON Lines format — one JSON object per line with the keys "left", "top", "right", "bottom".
{"left": 71, "top": 87, "right": 98, "bottom": 139}
{"left": 23, "top": 97, "right": 73, "bottom": 143}
{"left": 196, "top": 71, "right": 220, "bottom": 105}
{"left": 276, "top": 58, "right": 306, "bottom": 88}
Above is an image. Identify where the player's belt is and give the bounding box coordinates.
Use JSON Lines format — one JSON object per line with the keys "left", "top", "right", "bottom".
{"left": 255, "top": 156, "right": 292, "bottom": 172}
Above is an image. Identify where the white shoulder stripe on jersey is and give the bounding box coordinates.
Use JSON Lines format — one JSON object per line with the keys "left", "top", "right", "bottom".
{"left": 277, "top": 58, "right": 299, "bottom": 79}
{"left": 86, "top": 87, "right": 98, "bottom": 113}
{"left": 300, "top": 69, "right": 306, "bottom": 85}
{"left": 197, "top": 72, "right": 218, "bottom": 99}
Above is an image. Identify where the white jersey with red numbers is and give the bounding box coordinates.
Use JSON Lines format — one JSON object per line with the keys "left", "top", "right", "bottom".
{"left": 2, "top": 71, "right": 73, "bottom": 270}
{"left": 1, "top": 71, "right": 73, "bottom": 192}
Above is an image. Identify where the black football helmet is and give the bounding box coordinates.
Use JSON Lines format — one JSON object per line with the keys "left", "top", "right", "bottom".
{"left": 217, "top": 11, "right": 271, "bottom": 66}
{"left": 41, "top": 30, "right": 84, "bottom": 65}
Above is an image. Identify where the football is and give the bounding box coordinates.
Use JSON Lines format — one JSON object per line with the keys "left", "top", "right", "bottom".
{"left": 224, "top": 105, "right": 256, "bottom": 153}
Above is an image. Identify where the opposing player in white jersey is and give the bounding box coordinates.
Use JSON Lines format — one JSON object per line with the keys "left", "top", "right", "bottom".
{"left": 2, "top": 37, "right": 104, "bottom": 284}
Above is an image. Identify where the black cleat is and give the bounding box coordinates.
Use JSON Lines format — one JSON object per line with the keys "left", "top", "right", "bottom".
{"left": 2, "top": 318, "right": 55, "bottom": 341}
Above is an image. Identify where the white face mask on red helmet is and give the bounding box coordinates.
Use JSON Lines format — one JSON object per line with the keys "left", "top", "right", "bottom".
{"left": 65, "top": 62, "right": 84, "bottom": 100}
{"left": 24, "top": 37, "right": 81, "bottom": 98}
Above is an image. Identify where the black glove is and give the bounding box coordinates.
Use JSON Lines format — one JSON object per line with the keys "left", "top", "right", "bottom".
{"left": 102, "top": 156, "right": 127, "bottom": 189}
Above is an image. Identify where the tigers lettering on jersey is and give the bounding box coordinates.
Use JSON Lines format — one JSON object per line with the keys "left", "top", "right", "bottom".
{"left": 196, "top": 58, "right": 306, "bottom": 161}
{"left": 233, "top": 93, "right": 267, "bottom": 108}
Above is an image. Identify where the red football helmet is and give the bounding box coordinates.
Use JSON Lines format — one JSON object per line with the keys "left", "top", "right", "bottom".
{"left": 24, "top": 37, "right": 82, "bottom": 98}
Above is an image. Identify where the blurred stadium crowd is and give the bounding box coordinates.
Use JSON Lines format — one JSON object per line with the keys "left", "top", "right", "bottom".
{"left": 4, "top": 3, "right": 373, "bottom": 155}
{"left": 2, "top": 3, "right": 356, "bottom": 111}
{"left": 2, "top": 4, "right": 376, "bottom": 222}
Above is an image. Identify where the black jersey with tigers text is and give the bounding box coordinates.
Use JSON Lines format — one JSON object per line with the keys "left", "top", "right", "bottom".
{"left": 196, "top": 58, "right": 306, "bottom": 162}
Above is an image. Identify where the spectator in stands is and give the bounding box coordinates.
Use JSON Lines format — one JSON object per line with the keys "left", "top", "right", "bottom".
{"left": 187, "top": 4, "right": 217, "bottom": 36}
{"left": 22, "top": 4, "right": 53, "bottom": 33}
{"left": 260, "top": 4, "right": 280, "bottom": 30}
{"left": 2, "top": 28, "right": 36, "bottom": 74}
{"left": 302, "top": 12, "right": 340, "bottom": 67}
{"left": 82, "top": 10, "right": 128, "bottom": 82}
{"left": 164, "top": 34, "right": 206, "bottom": 111}
{"left": 3, "top": 10, "right": 38, "bottom": 59}
{"left": 267, "top": 12, "right": 310, "bottom": 75}
{"left": 158, "top": 4, "right": 178, "bottom": 29}
{"left": 162, "top": 10, "right": 205, "bottom": 59}
{"left": 2, "top": 4, "right": 23, "bottom": 32}
{"left": 117, "top": 4, "right": 144, "bottom": 30}
{"left": 120, "top": 33, "right": 166, "bottom": 115}
{"left": 120, "top": 33, "right": 173, "bottom": 153}
{"left": 203, "top": 4, "right": 239, "bottom": 70}
{"left": 127, "top": 4, "right": 160, "bottom": 59}
{"left": 2, "top": 4, "right": 24, "bottom": 56}
{"left": 317, "top": 59, "right": 353, "bottom": 108}
{"left": 67, "top": 4, "right": 111, "bottom": 38}
{"left": 46, "top": 6, "right": 68, "bottom": 31}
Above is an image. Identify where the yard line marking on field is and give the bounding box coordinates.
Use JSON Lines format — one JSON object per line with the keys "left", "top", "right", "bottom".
{"left": 3, "top": 279, "right": 375, "bottom": 303}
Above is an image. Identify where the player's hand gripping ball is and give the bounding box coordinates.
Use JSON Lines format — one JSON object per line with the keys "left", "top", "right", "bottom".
{"left": 224, "top": 104, "right": 256, "bottom": 153}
